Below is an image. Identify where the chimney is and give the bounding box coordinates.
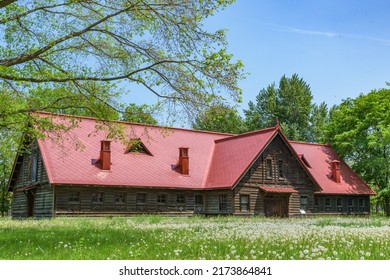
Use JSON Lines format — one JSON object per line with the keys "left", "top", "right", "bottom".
{"left": 100, "top": 140, "right": 111, "bottom": 171}
{"left": 331, "top": 160, "right": 341, "bottom": 183}
{"left": 179, "top": 147, "right": 189, "bottom": 175}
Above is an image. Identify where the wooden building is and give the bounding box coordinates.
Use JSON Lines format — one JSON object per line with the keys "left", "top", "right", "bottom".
{"left": 8, "top": 112, "right": 375, "bottom": 218}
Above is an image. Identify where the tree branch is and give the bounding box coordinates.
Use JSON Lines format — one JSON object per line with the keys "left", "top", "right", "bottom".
{"left": 0, "top": 0, "right": 16, "bottom": 9}
{"left": 0, "top": 3, "right": 136, "bottom": 66}
{"left": 0, "top": 59, "right": 192, "bottom": 82}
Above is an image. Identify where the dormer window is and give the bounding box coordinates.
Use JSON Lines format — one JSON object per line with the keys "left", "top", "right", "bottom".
{"left": 126, "top": 139, "right": 152, "bottom": 155}
{"left": 300, "top": 154, "right": 312, "bottom": 168}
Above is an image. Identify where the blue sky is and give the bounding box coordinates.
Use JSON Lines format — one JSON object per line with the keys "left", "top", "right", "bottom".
{"left": 126, "top": 0, "right": 390, "bottom": 118}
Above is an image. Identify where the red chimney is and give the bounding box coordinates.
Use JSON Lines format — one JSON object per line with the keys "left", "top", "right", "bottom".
{"left": 100, "top": 140, "right": 111, "bottom": 171}
{"left": 179, "top": 147, "right": 189, "bottom": 175}
{"left": 331, "top": 160, "right": 341, "bottom": 183}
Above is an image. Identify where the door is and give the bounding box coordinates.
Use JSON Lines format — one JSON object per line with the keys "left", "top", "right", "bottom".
{"left": 264, "top": 195, "right": 289, "bottom": 217}
{"left": 26, "top": 190, "right": 35, "bottom": 217}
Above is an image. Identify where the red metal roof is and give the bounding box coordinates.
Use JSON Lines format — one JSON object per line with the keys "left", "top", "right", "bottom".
{"left": 34, "top": 113, "right": 374, "bottom": 195}
{"left": 205, "top": 128, "right": 277, "bottom": 188}
{"left": 37, "top": 113, "right": 229, "bottom": 189}
{"left": 290, "top": 141, "right": 375, "bottom": 195}
{"left": 260, "top": 186, "right": 298, "bottom": 193}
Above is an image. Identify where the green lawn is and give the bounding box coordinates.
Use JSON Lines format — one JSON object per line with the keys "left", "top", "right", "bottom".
{"left": 1, "top": 215, "right": 389, "bottom": 260}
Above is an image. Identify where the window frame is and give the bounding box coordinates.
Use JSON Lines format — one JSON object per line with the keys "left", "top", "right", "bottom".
{"left": 277, "top": 160, "right": 285, "bottom": 180}
{"left": 194, "top": 194, "right": 204, "bottom": 212}
{"left": 115, "top": 193, "right": 126, "bottom": 204}
{"left": 240, "top": 194, "right": 250, "bottom": 212}
{"left": 157, "top": 193, "right": 167, "bottom": 204}
{"left": 68, "top": 191, "right": 80, "bottom": 204}
{"left": 314, "top": 197, "right": 319, "bottom": 211}
{"left": 266, "top": 158, "right": 273, "bottom": 179}
{"left": 92, "top": 192, "right": 104, "bottom": 204}
{"left": 219, "top": 194, "right": 228, "bottom": 212}
{"left": 136, "top": 193, "right": 147, "bottom": 205}
{"left": 26, "top": 150, "right": 38, "bottom": 183}
{"left": 136, "top": 193, "right": 147, "bottom": 211}
{"left": 348, "top": 198, "right": 354, "bottom": 212}
{"left": 300, "top": 195, "right": 308, "bottom": 211}
{"left": 336, "top": 197, "right": 343, "bottom": 212}
{"left": 358, "top": 198, "right": 365, "bottom": 211}
{"left": 324, "top": 197, "right": 331, "bottom": 212}
{"left": 176, "top": 193, "right": 185, "bottom": 204}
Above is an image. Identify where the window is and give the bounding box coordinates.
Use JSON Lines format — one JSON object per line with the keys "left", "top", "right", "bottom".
{"left": 300, "top": 196, "right": 308, "bottom": 211}
{"left": 195, "top": 195, "right": 204, "bottom": 212}
{"left": 325, "top": 197, "right": 331, "bottom": 211}
{"left": 92, "top": 192, "right": 104, "bottom": 204}
{"left": 136, "top": 193, "right": 147, "bottom": 211}
{"left": 195, "top": 195, "right": 203, "bottom": 205}
{"left": 314, "top": 197, "right": 319, "bottom": 211}
{"left": 219, "top": 194, "right": 227, "bottom": 211}
{"left": 68, "top": 192, "right": 80, "bottom": 203}
{"left": 136, "top": 193, "right": 147, "bottom": 204}
{"left": 27, "top": 152, "right": 38, "bottom": 182}
{"left": 337, "top": 198, "right": 343, "bottom": 212}
{"left": 266, "top": 159, "right": 273, "bottom": 179}
{"left": 278, "top": 160, "right": 285, "bottom": 179}
{"left": 240, "top": 195, "right": 250, "bottom": 212}
{"left": 115, "top": 193, "right": 126, "bottom": 204}
{"left": 359, "top": 198, "right": 365, "bottom": 211}
{"left": 157, "top": 194, "right": 167, "bottom": 204}
{"left": 348, "top": 198, "right": 354, "bottom": 212}
{"left": 177, "top": 193, "right": 185, "bottom": 204}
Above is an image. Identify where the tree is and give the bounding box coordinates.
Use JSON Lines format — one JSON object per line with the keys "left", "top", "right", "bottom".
{"left": 244, "top": 74, "right": 314, "bottom": 141}
{"left": 0, "top": 0, "right": 243, "bottom": 134}
{"left": 121, "top": 103, "right": 158, "bottom": 125}
{"left": 192, "top": 103, "right": 245, "bottom": 134}
{"left": 0, "top": 129, "right": 17, "bottom": 216}
{"left": 327, "top": 89, "right": 390, "bottom": 215}
{"left": 244, "top": 83, "right": 278, "bottom": 131}
{"left": 308, "top": 102, "right": 330, "bottom": 143}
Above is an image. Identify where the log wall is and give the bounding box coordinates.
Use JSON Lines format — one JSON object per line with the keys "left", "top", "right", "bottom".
{"left": 54, "top": 185, "right": 232, "bottom": 216}
{"left": 234, "top": 134, "right": 316, "bottom": 217}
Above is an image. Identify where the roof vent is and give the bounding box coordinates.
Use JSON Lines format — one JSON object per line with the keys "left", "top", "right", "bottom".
{"left": 179, "top": 147, "right": 189, "bottom": 175}
{"left": 100, "top": 140, "right": 111, "bottom": 171}
{"left": 331, "top": 160, "right": 341, "bottom": 183}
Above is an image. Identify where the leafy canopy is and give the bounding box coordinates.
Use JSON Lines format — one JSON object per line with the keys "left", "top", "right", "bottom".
{"left": 192, "top": 103, "right": 245, "bottom": 134}
{"left": 244, "top": 73, "right": 328, "bottom": 142}
{"left": 0, "top": 0, "right": 244, "bottom": 135}
{"left": 327, "top": 89, "right": 390, "bottom": 211}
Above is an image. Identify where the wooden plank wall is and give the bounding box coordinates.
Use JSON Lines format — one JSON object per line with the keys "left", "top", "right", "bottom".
{"left": 314, "top": 195, "right": 371, "bottom": 214}
{"left": 11, "top": 142, "right": 51, "bottom": 218}
{"left": 13, "top": 142, "right": 48, "bottom": 189}
{"left": 11, "top": 191, "right": 28, "bottom": 218}
{"left": 34, "top": 184, "right": 53, "bottom": 218}
{"left": 55, "top": 185, "right": 232, "bottom": 216}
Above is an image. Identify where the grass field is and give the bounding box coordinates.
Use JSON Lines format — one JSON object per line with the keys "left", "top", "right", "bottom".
{"left": 1, "top": 215, "right": 390, "bottom": 260}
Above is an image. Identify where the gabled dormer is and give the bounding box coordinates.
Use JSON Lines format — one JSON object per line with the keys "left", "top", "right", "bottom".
{"left": 125, "top": 138, "right": 152, "bottom": 156}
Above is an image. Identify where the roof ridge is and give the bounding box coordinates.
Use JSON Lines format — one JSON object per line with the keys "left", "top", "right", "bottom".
{"left": 289, "top": 140, "right": 331, "bottom": 147}
{"left": 214, "top": 126, "right": 278, "bottom": 143}
{"left": 35, "top": 111, "right": 234, "bottom": 137}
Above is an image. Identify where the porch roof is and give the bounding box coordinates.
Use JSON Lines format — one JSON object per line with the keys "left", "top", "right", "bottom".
{"left": 260, "top": 186, "right": 298, "bottom": 193}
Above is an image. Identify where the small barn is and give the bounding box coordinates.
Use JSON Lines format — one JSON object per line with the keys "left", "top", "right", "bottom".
{"left": 8, "top": 112, "right": 375, "bottom": 218}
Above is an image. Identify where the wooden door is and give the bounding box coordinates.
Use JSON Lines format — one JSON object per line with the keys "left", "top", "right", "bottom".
{"left": 264, "top": 195, "right": 289, "bottom": 217}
